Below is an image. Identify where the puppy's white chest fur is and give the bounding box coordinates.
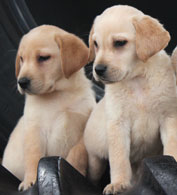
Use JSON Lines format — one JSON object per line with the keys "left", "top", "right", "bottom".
{"left": 128, "top": 77, "right": 147, "bottom": 101}
{"left": 130, "top": 112, "right": 161, "bottom": 162}
{"left": 106, "top": 75, "right": 166, "bottom": 161}
{"left": 41, "top": 111, "right": 70, "bottom": 157}
{"left": 24, "top": 92, "right": 87, "bottom": 158}
{"left": 45, "top": 112, "right": 80, "bottom": 157}
{"left": 126, "top": 78, "right": 161, "bottom": 160}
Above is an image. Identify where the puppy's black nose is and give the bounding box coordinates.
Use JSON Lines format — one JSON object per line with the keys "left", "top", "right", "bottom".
{"left": 18, "top": 77, "right": 30, "bottom": 90}
{"left": 95, "top": 64, "right": 107, "bottom": 76}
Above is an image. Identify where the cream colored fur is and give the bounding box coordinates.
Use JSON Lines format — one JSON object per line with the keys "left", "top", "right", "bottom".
{"left": 69, "top": 5, "right": 177, "bottom": 195}
{"left": 172, "top": 46, "right": 177, "bottom": 84}
{"left": 2, "top": 25, "right": 95, "bottom": 191}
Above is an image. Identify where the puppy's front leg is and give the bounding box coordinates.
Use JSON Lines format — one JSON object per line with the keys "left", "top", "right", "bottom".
{"left": 161, "top": 117, "right": 177, "bottom": 161}
{"left": 103, "top": 121, "right": 132, "bottom": 195}
{"left": 66, "top": 137, "right": 88, "bottom": 176}
{"left": 19, "top": 126, "right": 45, "bottom": 191}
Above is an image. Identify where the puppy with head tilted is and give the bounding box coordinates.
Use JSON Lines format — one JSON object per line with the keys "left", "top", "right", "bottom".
{"left": 2, "top": 25, "right": 95, "bottom": 191}
{"left": 69, "top": 5, "right": 177, "bottom": 195}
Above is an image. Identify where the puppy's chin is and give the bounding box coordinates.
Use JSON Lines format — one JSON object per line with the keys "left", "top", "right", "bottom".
{"left": 18, "top": 88, "right": 34, "bottom": 95}
{"left": 93, "top": 74, "right": 116, "bottom": 84}
{"left": 95, "top": 72, "right": 132, "bottom": 84}
{"left": 17, "top": 85, "right": 41, "bottom": 95}
{"left": 19, "top": 85, "right": 57, "bottom": 96}
{"left": 100, "top": 79, "right": 115, "bottom": 84}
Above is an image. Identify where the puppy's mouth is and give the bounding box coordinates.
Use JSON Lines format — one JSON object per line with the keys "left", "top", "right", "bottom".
{"left": 18, "top": 86, "right": 37, "bottom": 95}
{"left": 18, "top": 83, "right": 55, "bottom": 95}
{"left": 17, "top": 81, "right": 43, "bottom": 95}
{"left": 94, "top": 69, "right": 128, "bottom": 84}
{"left": 94, "top": 74, "right": 116, "bottom": 84}
{"left": 98, "top": 77, "right": 115, "bottom": 84}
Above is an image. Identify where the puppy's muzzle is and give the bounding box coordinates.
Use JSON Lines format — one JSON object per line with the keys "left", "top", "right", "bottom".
{"left": 95, "top": 64, "right": 107, "bottom": 77}
{"left": 18, "top": 77, "right": 30, "bottom": 90}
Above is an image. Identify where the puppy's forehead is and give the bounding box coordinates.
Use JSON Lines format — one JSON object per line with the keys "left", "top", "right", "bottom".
{"left": 22, "top": 30, "right": 54, "bottom": 46}
{"left": 99, "top": 5, "right": 143, "bottom": 17}
{"left": 93, "top": 5, "right": 143, "bottom": 39}
{"left": 19, "top": 30, "right": 58, "bottom": 55}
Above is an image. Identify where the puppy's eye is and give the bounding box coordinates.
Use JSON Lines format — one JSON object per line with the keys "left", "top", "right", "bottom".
{"left": 94, "top": 40, "right": 98, "bottom": 48}
{"left": 113, "top": 40, "right": 127, "bottom": 48}
{"left": 38, "top": 55, "right": 51, "bottom": 63}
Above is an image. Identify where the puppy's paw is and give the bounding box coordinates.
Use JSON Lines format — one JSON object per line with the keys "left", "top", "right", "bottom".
{"left": 18, "top": 177, "right": 36, "bottom": 191}
{"left": 103, "top": 181, "right": 131, "bottom": 195}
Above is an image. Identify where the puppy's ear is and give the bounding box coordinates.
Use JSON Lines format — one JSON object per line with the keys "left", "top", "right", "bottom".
{"left": 88, "top": 25, "right": 95, "bottom": 62}
{"left": 15, "top": 51, "right": 20, "bottom": 78}
{"left": 133, "top": 16, "right": 170, "bottom": 62}
{"left": 55, "top": 33, "right": 89, "bottom": 78}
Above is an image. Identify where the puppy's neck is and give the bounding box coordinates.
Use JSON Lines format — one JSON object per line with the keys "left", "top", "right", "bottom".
{"left": 124, "top": 75, "right": 147, "bottom": 91}
{"left": 130, "top": 63, "right": 145, "bottom": 79}
{"left": 54, "top": 69, "right": 89, "bottom": 92}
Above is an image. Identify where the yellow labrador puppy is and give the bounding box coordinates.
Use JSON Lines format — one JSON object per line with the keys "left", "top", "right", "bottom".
{"left": 2, "top": 25, "right": 95, "bottom": 191}
{"left": 69, "top": 5, "right": 177, "bottom": 195}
